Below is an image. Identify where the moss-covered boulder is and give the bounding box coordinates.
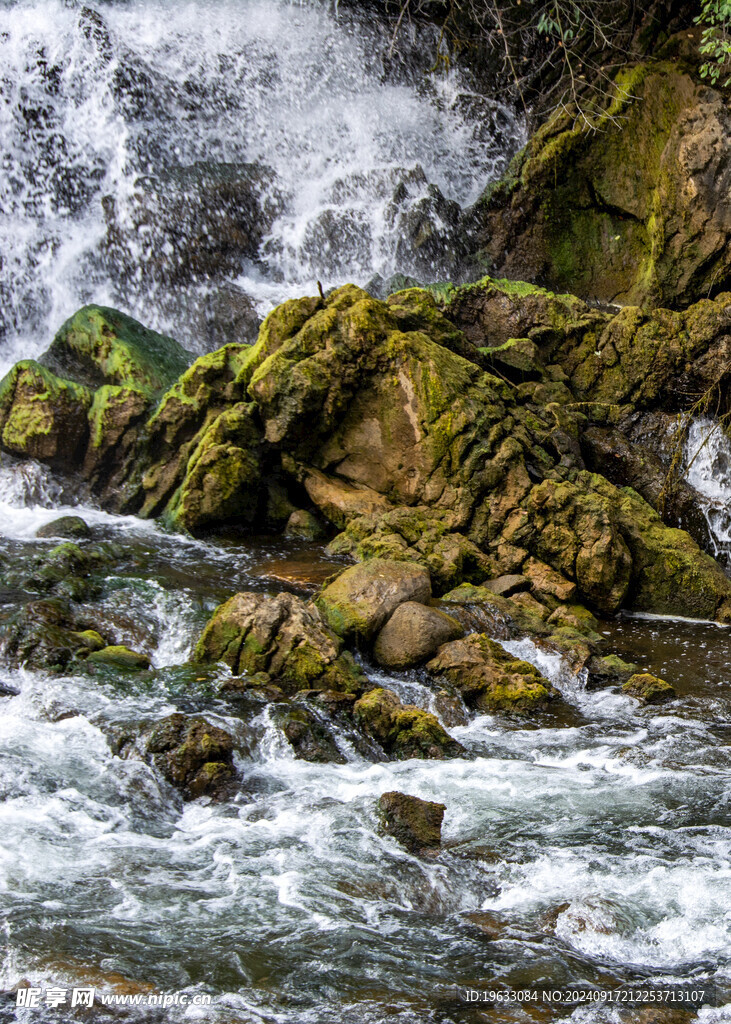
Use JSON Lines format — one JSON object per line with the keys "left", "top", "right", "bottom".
{"left": 426, "top": 634, "right": 561, "bottom": 713}
{"left": 372, "top": 601, "right": 463, "bottom": 670}
{"left": 35, "top": 516, "right": 91, "bottom": 540}
{"left": 353, "top": 687, "right": 463, "bottom": 759}
{"left": 464, "top": 63, "right": 731, "bottom": 307}
{"left": 275, "top": 705, "right": 346, "bottom": 764}
{"left": 0, "top": 361, "right": 91, "bottom": 468}
{"left": 41, "top": 304, "right": 192, "bottom": 395}
{"left": 316, "top": 558, "right": 432, "bottom": 641}
{"left": 377, "top": 790, "right": 445, "bottom": 854}
{"left": 193, "top": 591, "right": 363, "bottom": 694}
{"left": 86, "top": 645, "right": 151, "bottom": 670}
{"left": 622, "top": 672, "right": 676, "bottom": 703}
{"left": 142, "top": 713, "right": 235, "bottom": 800}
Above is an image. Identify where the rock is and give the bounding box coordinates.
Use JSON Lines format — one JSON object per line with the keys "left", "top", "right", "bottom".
{"left": 426, "top": 634, "right": 561, "bottom": 713}
{"left": 546, "top": 603, "right": 599, "bottom": 634}
{"left": 0, "top": 598, "right": 110, "bottom": 672}
{"left": 70, "top": 629, "right": 106, "bottom": 652}
{"left": 622, "top": 672, "right": 676, "bottom": 703}
{"left": 377, "top": 790, "right": 445, "bottom": 854}
{"left": 586, "top": 654, "right": 640, "bottom": 689}
{"left": 386, "top": 167, "right": 464, "bottom": 279}
{"left": 83, "top": 385, "right": 149, "bottom": 498}
{"left": 482, "top": 574, "right": 530, "bottom": 598}
{"left": 353, "top": 687, "right": 463, "bottom": 760}
{"left": 276, "top": 706, "right": 345, "bottom": 763}
{"left": 522, "top": 557, "right": 577, "bottom": 605}
{"left": 316, "top": 558, "right": 432, "bottom": 641}
{"left": 0, "top": 361, "right": 91, "bottom": 469}
{"left": 372, "top": 601, "right": 463, "bottom": 669}
{"left": 41, "top": 304, "right": 192, "bottom": 396}
{"left": 86, "top": 645, "right": 151, "bottom": 670}
{"left": 464, "top": 64, "right": 731, "bottom": 307}
{"left": 480, "top": 337, "right": 542, "bottom": 381}
{"left": 143, "top": 713, "right": 235, "bottom": 799}
{"left": 36, "top": 516, "right": 91, "bottom": 540}
{"left": 327, "top": 506, "right": 493, "bottom": 593}
{"left": 193, "top": 591, "right": 363, "bottom": 695}
{"left": 301, "top": 468, "right": 392, "bottom": 530}
{"left": 284, "top": 509, "right": 327, "bottom": 541}
{"left": 102, "top": 162, "right": 280, "bottom": 286}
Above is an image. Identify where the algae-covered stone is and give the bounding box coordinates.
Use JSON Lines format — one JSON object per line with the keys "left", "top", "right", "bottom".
{"left": 426, "top": 634, "right": 560, "bottom": 713}
{"left": 372, "top": 602, "right": 463, "bottom": 669}
{"left": 171, "top": 402, "right": 262, "bottom": 532}
{"left": 276, "top": 705, "right": 345, "bottom": 763}
{"left": 586, "top": 654, "right": 640, "bottom": 689}
{"left": 622, "top": 672, "right": 676, "bottom": 703}
{"left": 377, "top": 791, "right": 445, "bottom": 854}
{"left": 193, "top": 591, "right": 363, "bottom": 694}
{"left": 464, "top": 64, "right": 731, "bottom": 308}
{"left": 36, "top": 516, "right": 91, "bottom": 540}
{"left": 353, "top": 687, "right": 463, "bottom": 760}
{"left": 143, "top": 713, "right": 235, "bottom": 799}
{"left": 316, "top": 558, "right": 431, "bottom": 641}
{"left": 0, "top": 598, "right": 107, "bottom": 672}
{"left": 284, "top": 509, "right": 327, "bottom": 541}
{"left": 0, "top": 361, "right": 91, "bottom": 468}
{"left": 41, "top": 304, "right": 192, "bottom": 395}
{"left": 87, "top": 645, "right": 151, "bottom": 670}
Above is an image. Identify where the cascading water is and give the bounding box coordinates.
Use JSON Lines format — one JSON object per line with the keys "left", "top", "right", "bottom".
{"left": 684, "top": 416, "right": 731, "bottom": 564}
{"left": 0, "top": 0, "right": 524, "bottom": 370}
{"left": 2, "top": 3, "right": 731, "bottom": 1023}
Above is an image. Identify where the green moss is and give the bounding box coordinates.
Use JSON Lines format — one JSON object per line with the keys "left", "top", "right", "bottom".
{"left": 42, "top": 305, "right": 192, "bottom": 396}
{"left": 0, "top": 360, "right": 91, "bottom": 466}
{"left": 87, "top": 645, "right": 151, "bottom": 670}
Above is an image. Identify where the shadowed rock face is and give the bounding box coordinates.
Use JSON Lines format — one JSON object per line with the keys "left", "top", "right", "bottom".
{"left": 462, "top": 63, "right": 731, "bottom": 309}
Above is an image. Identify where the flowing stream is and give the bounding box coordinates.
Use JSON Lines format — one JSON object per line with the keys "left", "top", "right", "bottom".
{"left": 1, "top": 2, "right": 731, "bottom": 1022}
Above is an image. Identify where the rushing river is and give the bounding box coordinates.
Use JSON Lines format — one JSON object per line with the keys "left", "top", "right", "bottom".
{"left": 1, "top": 1, "right": 731, "bottom": 1022}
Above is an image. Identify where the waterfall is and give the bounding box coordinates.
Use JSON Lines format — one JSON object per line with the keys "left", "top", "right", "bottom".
{"left": 683, "top": 416, "right": 731, "bottom": 564}
{"left": 0, "top": 0, "right": 525, "bottom": 372}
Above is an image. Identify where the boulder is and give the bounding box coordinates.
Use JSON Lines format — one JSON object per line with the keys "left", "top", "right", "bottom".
{"left": 622, "top": 672, "right": 676, "bottom": 703}
{"left": 316, "top": 558, "right": 431, "bottom": 641}
{"left": 377, "top": 790, "right": 445, "bottom": 854}
{"left": 0, "top": 361, "right": 91, "bottom": 469}
{"left": 142, "top": 713, "right": 235, "bottom": 799}
{"left": 36, "top": 516, "right": 91, "bottom": 540}
{"left": 284, "top": 509, "right": 327, "bottom": 541}
{"left": 0, "top": 598, "right": 111, "bottom": 672}
{"left": 193, "top": 591, "right": 363, "bottom": 694}
{"left": 41, "top": 304, "right": 192, "bottom": 396}
{"left": 372, "top": 601, "right": 463, "bottom": 669}
{"left": 275, "top": 706, "right": 346, "bottom": 764}
{"left": 426, "top": 634, "right": 561, "bottom": 713}
{"left": 353, "top": 687, "right": 464, "bottom": 760}
{"left": 463, "top": 64, "right": 731, "bottom": 307}
{"left": 86, "top": 645, "right": 151, "bottom": 670}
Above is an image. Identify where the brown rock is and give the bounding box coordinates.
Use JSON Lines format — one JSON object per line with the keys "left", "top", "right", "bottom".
{"left": 377, "top": 790, "right": 445, "bottom": 854}
{"left": 372, "top": 601, "right": 463, "bottom": 669}
{"left": 316, "top": 558, "right": 432, "bottom": 641}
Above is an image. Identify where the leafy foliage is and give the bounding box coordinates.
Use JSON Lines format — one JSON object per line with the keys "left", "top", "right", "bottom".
{"left": 696, "top": 0, "right": 731, "bottom": 85}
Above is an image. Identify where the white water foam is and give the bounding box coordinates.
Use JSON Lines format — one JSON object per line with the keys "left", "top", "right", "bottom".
{"left": 684, "top": 416, "right": 731, "bottom": 562}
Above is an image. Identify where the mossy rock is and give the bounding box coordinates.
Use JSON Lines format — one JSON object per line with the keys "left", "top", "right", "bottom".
{"left": 353, "top": 687, "right": 464, "bottom": 760}
{"left": 143, "top": 713, "right": 235, "bottom": 799}
{"left": 87, "top": 645, "right": 151, "bottom": 670}
{"left": 372, "top": 601, "right": 463, "bottom": 670}
{"left": 276, "top": 705, "right": 346, "bottom": 764}
{"left": 622, "top": 672, "right": 676, "bottom": 703}
{"left": 0, "top": 361, "right": 91, "bottom": 468}
{"left": 41, "top": 304, "right": 192, "bottom": 396}
{"left": 377, "top": 790, "right": 445, "bottom": 854}
{"left": 426, "top": 634, "right": 561, "bottom": 713}
{"left": 0, "top": 598, "right": 108, "bottom": 672}
{"left": 36, "top": 516, "right": 91, "bottom": 540}
{"left": 193, "top": 591, "right": 364, "bottom": 695}
{"left": 316, "top": 558, "right": 432, "bottom": 641}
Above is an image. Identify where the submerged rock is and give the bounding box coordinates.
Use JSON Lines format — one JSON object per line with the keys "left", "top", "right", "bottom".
{"left": 193, "top": 591, "right": 363, "bottom": 694}
{"left": 316, "top": 558, "right": 432, "bottom": 641}
{"left": 372, "top": 601, "right": 463, "bottom": 669}
{"left": 377, "top": 790, "right": 445, "bottom": 854}
{"left": 353, "top": 687, "right": 464, "bottom": 760}
{"left": 0, "top": 598, "right": 111, "bottom": 672}
{"left": 427, "top": 634, "right": 561, "bottom": 713}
